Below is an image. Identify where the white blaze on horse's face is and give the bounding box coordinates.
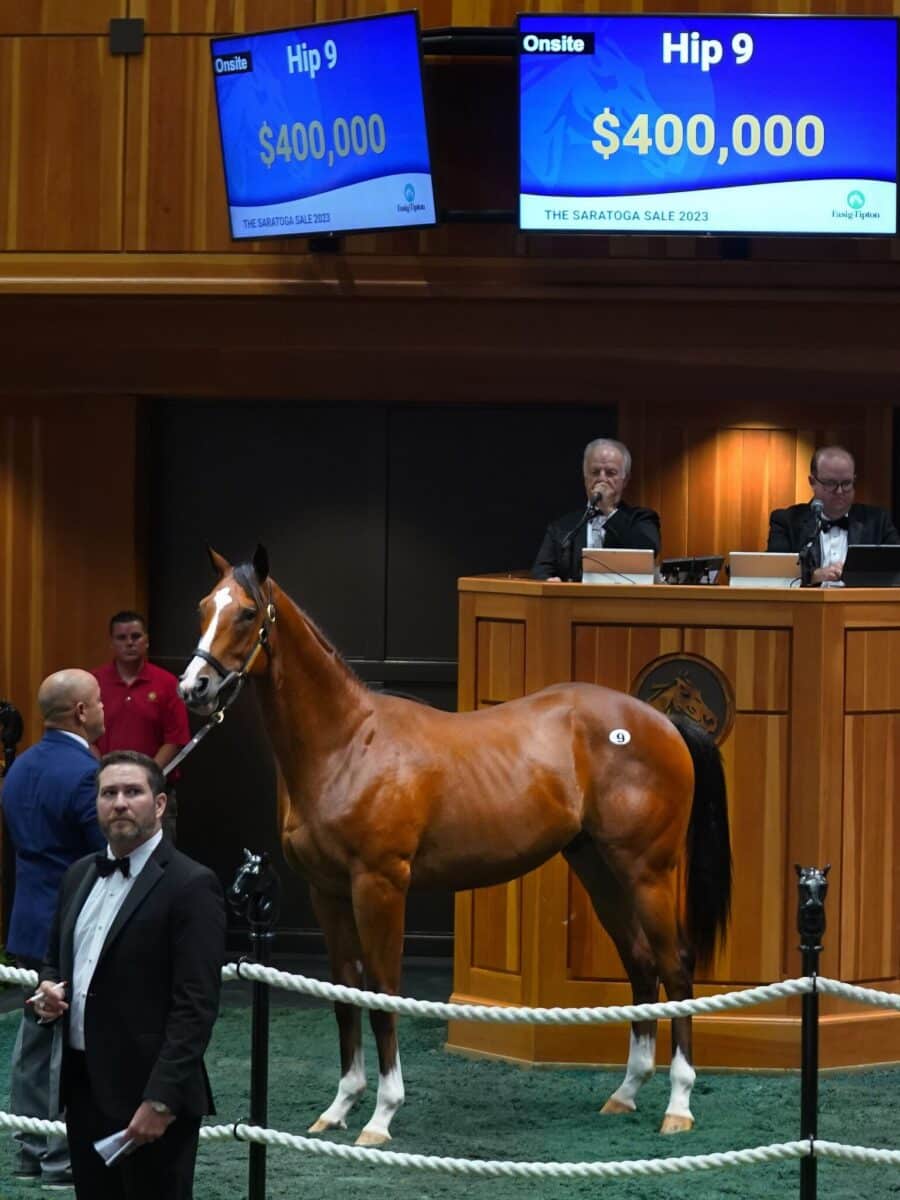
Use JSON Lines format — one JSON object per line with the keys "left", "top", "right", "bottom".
{"left": 179, "top": 586, "right": 235, "bottom": 709}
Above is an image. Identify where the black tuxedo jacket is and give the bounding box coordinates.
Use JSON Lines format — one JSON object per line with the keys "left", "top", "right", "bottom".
{"left": 766, "top": 502, "right": 900, "bottom": 568}
{"left": 42, "top": 838, "right": 226, "bottom": 1123}
{"left": 531, "top": 502, "right": 661, "bottom": 581}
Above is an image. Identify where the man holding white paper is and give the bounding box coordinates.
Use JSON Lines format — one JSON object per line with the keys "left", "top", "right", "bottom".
{"left": 34, "top": 750, "right": 226, "bottom": 1200}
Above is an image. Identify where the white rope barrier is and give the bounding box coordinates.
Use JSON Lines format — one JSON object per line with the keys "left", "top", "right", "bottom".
{"left": 199, "top": 1125, "right": 812, "bottom": 1178}
{"left": 0, "top": 1111, "right": 811, "bottom": 1177}
{"left": 0, "top": 965, "right": 36, "bottom": 988}
{"left": 4, "top": 963, "right": 900, "bottom": 1182}
{"left": 220, "top": 962, "right": 814, "bottom": 1022}
{"left": 816, "top": 978, "right": 900, "bottom": 1011}
{"left": 816, "top": 1140, "right": 900, "bottom": 1166}
{"left": 1, "top": 1110, "right": 897, "bottom": 1176}
{"left": 6, "top": 960, "right": 900, "bottom": 1025}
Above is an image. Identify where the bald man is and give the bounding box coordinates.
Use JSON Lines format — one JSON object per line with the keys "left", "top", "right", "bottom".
{"left": 3, "top": 669, "right": 106, "bottom": 1186}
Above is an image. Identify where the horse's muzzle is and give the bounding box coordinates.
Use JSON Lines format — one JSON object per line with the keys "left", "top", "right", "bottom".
{"left": 178, "top": 672, "right": 218, "bottom": 714}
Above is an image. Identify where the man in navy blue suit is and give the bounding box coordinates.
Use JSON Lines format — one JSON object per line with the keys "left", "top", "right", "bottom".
{"left": 3, "top": 668, "right": 106, "bottom": 1185}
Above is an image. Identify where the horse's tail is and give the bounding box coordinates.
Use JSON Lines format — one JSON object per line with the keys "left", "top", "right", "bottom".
{"left": 671, "top": 714, "right": 732, "bottom": 969}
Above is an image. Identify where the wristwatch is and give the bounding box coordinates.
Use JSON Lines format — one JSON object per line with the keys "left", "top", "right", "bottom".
{"left": 147, "top": 1100, "right": 171, "bottom": 1115}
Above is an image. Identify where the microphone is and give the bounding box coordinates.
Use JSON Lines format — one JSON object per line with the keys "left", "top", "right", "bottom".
{"left": 798, "top": 499, "right": 825, "bottom": 587}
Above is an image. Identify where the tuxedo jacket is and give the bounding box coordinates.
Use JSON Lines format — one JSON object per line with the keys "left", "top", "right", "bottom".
{"left": 767, "top": 502, "right": 900, "bottom": 568}
{"left": 42, "top": 838, "right": 226, "bottom": 1123}
{"left": 531, "top": 503, "right": 661, "bottom": 581}
{"left": 2, "top": 730, "right": 105, "bottom": 962}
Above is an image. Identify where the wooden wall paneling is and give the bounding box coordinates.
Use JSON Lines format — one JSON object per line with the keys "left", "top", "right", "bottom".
{"left": 683, "top": 627, "right": 789, "bottom": 712}
{"left": 0, "top": 398, "right": 142, "bottom": 746}
{"left": 123, "top": 0, "right": 900, "bottom": 32}
{"left": 571, "top": 623, "right": 683, "bottom": 691}
{"left": 471, "top": 878, "right": 521, "bottom": 972}
{"left": 707, "top": 713, "right": 788, "bottom": 983}
{"left": 0, "top": 1, "right": 123, "bottom": 35}
{"left": 468, "top": 615, "right": 526, "bottom": 973}
{"left": 133, "top": 1, "right": 315, "bottom": 33}
{"left": 566, "top": 870, "right": 627, "bottom": 982}
{"left": 124, "top": 35, "right": 237, "bottom": 251}
{"left": 845, "top": 629, "right": 900, "bottom": 713}
{"left": 841, "top": 715, "right": 900, "bottom": 981}
{"left": 785, "top": 600, "right": 846, "bottom": 980}
{"left": 0, "top": 412, "right": 43, "bottom": 742}
{"left": 475, "top": 618, "right": 525, "bottom": 705}
{"left": 0, "top": 37, "right": 125, "bottom": 251}
{"left": 620, "top": 399, "right": 896, "bottom": 560}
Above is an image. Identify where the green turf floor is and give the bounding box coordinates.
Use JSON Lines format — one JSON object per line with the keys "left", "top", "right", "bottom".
{"left": 2, "top": 966, "right": 900, "bottom": 1199}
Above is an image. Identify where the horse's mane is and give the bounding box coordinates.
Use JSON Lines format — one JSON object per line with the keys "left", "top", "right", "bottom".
{"left": 233, "top": 562, "right": 364, "bottom": 686}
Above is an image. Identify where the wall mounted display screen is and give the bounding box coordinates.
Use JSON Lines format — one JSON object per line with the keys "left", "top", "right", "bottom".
{"left": 211, "top": 12, "right": 436, "bottom": 239}
{"left": 518, "top": 15, "right": 898, "bottom": 235}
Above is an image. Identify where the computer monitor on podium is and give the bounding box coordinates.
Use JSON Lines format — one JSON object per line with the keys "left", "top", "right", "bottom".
{"left": 842, "top": 545, "right": 900, "bottom": 587}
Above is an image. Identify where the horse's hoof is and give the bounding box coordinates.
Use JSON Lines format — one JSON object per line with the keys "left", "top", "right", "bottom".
{"left": 600, "top": 1097, "right": 635, "bottom": 1115}
{"left": 660, "top": 1113, "right": 694, "bottom": 1135}
{"left": 308, "top": 1117, "right": 346, "bottom": 1134}
{"left": 355, "top": 1128, "right": 391, "bottom": 1147}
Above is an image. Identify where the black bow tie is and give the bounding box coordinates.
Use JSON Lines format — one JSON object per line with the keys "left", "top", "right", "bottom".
{"left": 821, "top": 516, "right": 850, "bottom": 533}
{"left": 96, "top": 854, "right": 130, "bottom": 878}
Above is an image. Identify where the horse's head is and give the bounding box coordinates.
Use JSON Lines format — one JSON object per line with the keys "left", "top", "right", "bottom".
{"left": 796, "top": 864, "right": 831, "bottom": 943}
{"left": 228, "top": 847, "right": 265, "bottom": 907}
{"left": 228, "top": 847, "right": 281, "bottom": 928}
{"left": 178, "top": 544, "right": 275, "bottom": 715}
{"left": 654, "top": 674, "right": 718, "bottom": 734}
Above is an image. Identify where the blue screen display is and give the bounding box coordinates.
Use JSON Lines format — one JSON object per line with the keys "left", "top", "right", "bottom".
{"left": 212, "top": 12, "right": 436, "bottom": 238}
{"left": 518, "top": 15, "right": 898, "bottom": 234}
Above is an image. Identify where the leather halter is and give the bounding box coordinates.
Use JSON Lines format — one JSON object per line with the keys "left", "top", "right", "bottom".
{"left": 164, "top": 589, "right": 276, "bottom": 778}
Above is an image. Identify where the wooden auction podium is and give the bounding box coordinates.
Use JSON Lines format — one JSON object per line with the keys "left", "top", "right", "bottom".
{"left": 448, "top": 576, "right": 900, "bottom": 1069}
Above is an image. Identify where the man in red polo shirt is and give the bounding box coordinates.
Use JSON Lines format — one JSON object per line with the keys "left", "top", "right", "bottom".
{"left": 93, "top": 611, "right": 190, "bottom": 837}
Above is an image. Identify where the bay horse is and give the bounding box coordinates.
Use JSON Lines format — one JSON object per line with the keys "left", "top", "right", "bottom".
{"left": 178, "top": 547, "right": 731, "bottom": 1146}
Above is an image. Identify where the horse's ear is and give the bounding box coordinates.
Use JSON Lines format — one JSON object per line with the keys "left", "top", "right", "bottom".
{"left": 207, "top": 546, "right": 231, "bottom": 579}
{"left": 253, "top": 544, "right": 270, "bottom": 583}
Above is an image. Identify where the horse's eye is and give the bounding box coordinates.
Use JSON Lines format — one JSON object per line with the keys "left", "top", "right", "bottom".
{"left": 239, "top": 607, "right": 257, "bottom": 622}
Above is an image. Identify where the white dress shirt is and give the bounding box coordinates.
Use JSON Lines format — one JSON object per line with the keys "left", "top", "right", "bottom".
{"left": 588, "top": 508, "right": 618, "bottom": 548}
{"left": 69, "top": 829, "right": 163, "bottom": 1050}
{"left": 819, "top": 524, "right": 848, "bottom": 588}
{"left": 57, "top": 730, "right": 90, "bottom": 749}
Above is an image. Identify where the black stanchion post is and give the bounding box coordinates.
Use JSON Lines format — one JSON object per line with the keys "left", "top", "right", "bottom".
{"left": 229, "top": 850, "right": 282, "bottom": 1200}
{"left": 796, "top": 864, "right": 829, "bottom": 1200}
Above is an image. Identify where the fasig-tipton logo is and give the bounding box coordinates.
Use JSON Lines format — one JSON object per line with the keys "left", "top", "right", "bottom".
{"left": 213, "top": 51, "right": 253, "bottom": 75}
{"left": 832, "top": 188, "right": 881, "bottom": 224}
{"left": 397, "top": 183, "right": 426, "bottom": 215}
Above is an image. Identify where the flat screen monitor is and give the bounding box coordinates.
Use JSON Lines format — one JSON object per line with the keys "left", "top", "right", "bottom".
{"left": 518, "top": 14, "right": 898, "bottom": 235}
{"left": 842, "top": 544, "right": 900, "bottom": 587}
{"left": 211, "top": 12, "right": 437, "bottom": 239}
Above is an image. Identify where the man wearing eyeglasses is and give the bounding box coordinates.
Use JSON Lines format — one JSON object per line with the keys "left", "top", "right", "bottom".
{"left": 767, "top": 445, "right": 899, "bottom": 586}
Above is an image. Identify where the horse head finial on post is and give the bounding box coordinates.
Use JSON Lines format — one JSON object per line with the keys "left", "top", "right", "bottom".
{"left": 228, "top": 847, "right": 281, "bottom": 1200}
{"left": 229, "top": 847, "right": 282, "bottom": 932}
{"left": 796, "top": 863, "right": 830, "bottom": 950}
{"left": 795, "top": 862, "right": 830, "bottom": 1200}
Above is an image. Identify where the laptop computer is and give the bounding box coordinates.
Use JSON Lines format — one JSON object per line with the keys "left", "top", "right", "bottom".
{"left": 842, "top": 544, "right": 900, "bottom": 588}
{"left": 582, "top": 548, "right": 655, "bottom": 585}
{"left": 728, "top": 552, "right": 801, "bottom": 589}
